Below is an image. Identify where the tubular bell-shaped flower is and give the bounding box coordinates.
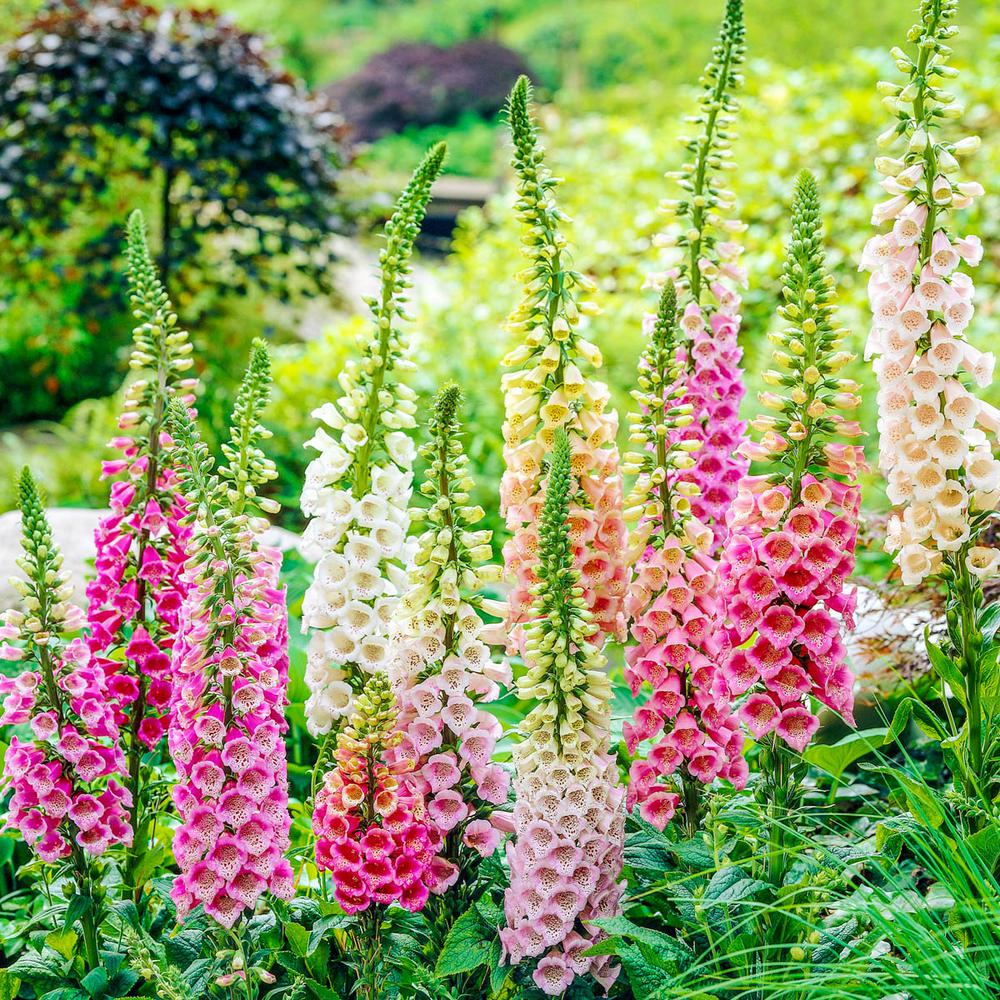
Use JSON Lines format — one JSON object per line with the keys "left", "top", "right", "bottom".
{"left": 313, "top": 671, "right": 451, "bottom": 1000}
{"left": 165, "top": 344, "right": 293, "bottom": 930}
{"left": 720, "top": 171, "right": 865, "bottom": 751}
{"left": 1, "top": 471, "right": 132, "bottom": 862}
{"left": 864, "top": 0, "right": 998, "bottom": 790}
{"left": 500, "top": 76, "right": 627, "bottom": 652}
{"left": 864, "top": 0, "right": 997, "bottom": 587}
{"left": 0, "top": 472, "right": 130, "bottom": 969}
{"left": 86, "top": 211, "right": 197, "bottom": 886}
{"left": 500, "top": 430, "right": 624, "bottom": 997}
{"left": 313, "top": 672, "right": 448, "bottom": 916}
{"left": 622, "top": 282, "right": 746, "bottom": 835}
{"left": 653, "top": 0, "right": 749, "bottom": 552}
{"left": 390, "top": 385, "right": 510, "bottom": 888}
{"left": 299, "top": 143, "right": 447, "bottom": 736}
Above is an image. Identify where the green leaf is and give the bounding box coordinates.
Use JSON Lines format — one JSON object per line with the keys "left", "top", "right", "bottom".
{"left": 804, "top": 728, "right": 887, "bottom": 781}
{"left": 875, "top": 814, "right": 922, "bottom": 860}
{"left": 435, "top": 908, "right": 492, "bottom": 978}
{"left": 106, "top": 967, "right": 140, "bottom": 998}
{"left": 80, "top": 967, "right": 109, "bottom": 997}
{"left": 38, "top": 990, "right": 87, "bottom": 1000}
{"left": 0, "top": 971, "right": 20, "bottom": 1000}
{"left": 488, "top": 939, "right": 507, "bottom": 995}
{"left": 307, "top": 914, "right": 351, "bottom": 955}
{"left": 305, "top": 940, "right": 331, "bottom": 982}
{"left": 978, "top": 602, "right": 1000, "bottom": 643}
{"left": 968, "top": 825, "right": 1000, "bottom": 873}
{"left": 45, "top": 928, "right": 78, "bottom": 961}
{"left": 475, "top": 894, "right": 505, "bottom": 928}
{"left": 305, "top": 981, "right": 341, "bottom": 1000}
{"left": 702, "top": 866, "right": 769, "bottom": 906}
{"left": 883, "top": 697, "right": 946, "bottom": 746}
{"left": 9, "top": 951, "right": 65, "bottom": 991}
{"left": 163, "top": 928, "right": 204, "bottom": 970}
{"left": 926, "top": 636, "right": 967, "bottom": 707}
{"left": 110, "top": 900, "right": 140, "bottom": 930}
{"left": 810, "top": 916, "right": 858, "bottom": 966}
{"left": 589, "top": 916, "right": 692, "bottom": 971}
{"left": 618, "top": 942, "right": 673, "bottom": 997}
{"left": 286, "top": 922, "right": 312, "bottom": 958}
{"left": 182, "top": 958, "right": 213, "bottom": 994}
{"left": 864, "top": 765, "right": 945, "bottom": 828}
{"left": 63, "top": 894, "right": 92, "bottom": 934}
{"left": 883, "top": 699, "right": 913, "bottom": 745}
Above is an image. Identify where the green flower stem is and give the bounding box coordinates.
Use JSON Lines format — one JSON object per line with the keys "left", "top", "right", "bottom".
{"left": 351, "top": 142, "right": 446, "bottom": 500}
{"left": 913, "top": 0, "right": 944, "bottom": 268}
{"left": 687, "top": 0, "right": 743, "bottom": 305}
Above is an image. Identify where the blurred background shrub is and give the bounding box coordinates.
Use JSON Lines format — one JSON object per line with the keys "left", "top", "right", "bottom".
{"left": 327, "top": 39, "right": 530, "bottom": 143}
{"left": 0, "top": 0, "right": 347, "bottom": 423}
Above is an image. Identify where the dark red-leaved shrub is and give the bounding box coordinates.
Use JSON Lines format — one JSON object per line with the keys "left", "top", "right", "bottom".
{"left": 328, "top": 39, "right": 530, "bottom": 143}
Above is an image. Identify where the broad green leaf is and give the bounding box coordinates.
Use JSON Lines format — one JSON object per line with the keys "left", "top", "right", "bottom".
{"left": 810, "top": 916, "right": 858, "bottom": 965}
{"left": 882, "top": 696, "right": 911, "bottom": 746}
{"left": 163, "top": 928, "right": 204, "bottom": 969}
{"left": 9, "top": 951, "right": 65, "bottom": 991}
{"left": 804, "top": 728, "right": 887, "bottom": 781}
{"left": 305, "top": 940, "right": 331, "bottom": 982}
{"left": 0, "top": 971, "right": 19, "bottom": 1000}
{"left": 435, "top": 908, "right": 492, "bottom": 977}
{"left": 875, "top": 814, "right": 922, "bottom": 860}
{"left": 110, "top": 900, "right": 140, "bottom": 930}
{"left": 106, "top": 968, "right": 140, "bottom": 998}
{"left": 968, "top": 824, "right": 1000, "bottom": 873}
{"left": 285, "top": 922, "right": 312, "bottom": 958}
{"left": 589, "top": 916, "right": 692, "bottom": 971}
{"left": 864, "top": 765, "right": 945, "bottom": 828}
{"left": 182, "top": 957, "right": 213, "bottom": 992}
{"left": 979, "top": 646, "right": 1000, "bottom": 714}
{"left": 883, "top": 697, "right": 946, "bottom": 746}
{"left": 80, "top": 967, "right": 109, "bottom": 998}
{"left": 475, "top": 894, "right": 505, "bottom": 928}
{"left": 308, "top": 914, "right": 351, "bottom": 955}
{"left": 618, "top": 942, "right": 673, "bottom": 997}
{"left": 978, "top": 602, "right": 1000, "bottom": 642}
{"left": 45, "top": 929, "right": 77, "bottom": 962}
{"left": 702, "top": 866, "right": 769, "bottom": 906}
{"left": 38, "top": 990, "right": 87, "bottom": 1000}
{"left": 487, "top": 938, "right": 506, "bottom": 995}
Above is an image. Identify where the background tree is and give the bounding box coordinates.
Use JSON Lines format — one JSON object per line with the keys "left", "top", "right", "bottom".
{"left": 0, "top": 0, "right": 347, "bottom": 423}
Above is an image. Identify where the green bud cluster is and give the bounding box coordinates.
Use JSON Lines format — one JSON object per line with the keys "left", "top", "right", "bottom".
{"left": 622, "top": 282, "right": 701, "bottom": 535}
{"left": 518, "top": 430, "right": 612, "bottom": 752}
{"left": 5, "top": 469, "right": 76, "bottom": 647}
{"left": 339, "top": 142, "right": 447, "bottom": 498}
{"left": 165, "top": 344, "right": 277, "bottom": 630}
{"left": 120, "top": 210, "right": 196, "bottom": 443}
{"left": 502, "top": 75, "right": 601, "bottom": 383}
{"left": 403, "top": 384, "right": 499, "bottom": 634}
{"left": 340, "top": 671, "right": 401, "bottom": 757}
{"left": 219, "top": 339, "right": 280, "bottom": 519}
{"left": 757, "top": 171, "right": 859, "bottom": 500}
{"left": 669, "top": 0, "right": 745, "bottom": 305}
{"left": 875, "top": 0, "right": 971, "bottom": 268}
{"left": 121, "top": 925, "right": 190, "bottom": 1000}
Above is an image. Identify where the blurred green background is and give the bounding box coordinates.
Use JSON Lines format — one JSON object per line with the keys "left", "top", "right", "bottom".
{"left": 0, "top": 0, "right": 997, "bottom": 537}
